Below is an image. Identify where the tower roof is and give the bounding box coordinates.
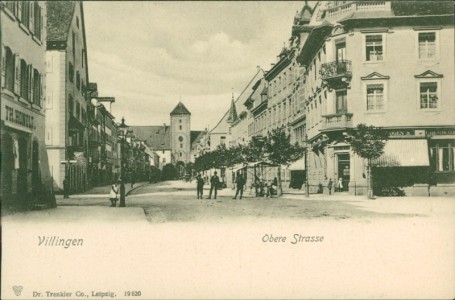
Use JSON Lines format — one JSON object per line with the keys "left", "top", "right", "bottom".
{"left": 226, "top": 94, "right": 239, "bottom": 124}
{"left": 170, "top": 101, "right": 191, "bottom": 115}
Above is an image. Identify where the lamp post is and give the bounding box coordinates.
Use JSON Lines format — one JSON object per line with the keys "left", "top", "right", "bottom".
{"left": 118, "top": 117, "right": 129, "bottom": 207}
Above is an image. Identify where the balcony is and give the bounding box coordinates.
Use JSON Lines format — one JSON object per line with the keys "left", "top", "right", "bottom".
{"left": 324, "top": 1, "right": 390, "bottom": 21}
{"left": 320, "top": 60, "right": 352, "bottom": 88}
{"left": 321, "top": 113, "right": 353, "bottom": 131}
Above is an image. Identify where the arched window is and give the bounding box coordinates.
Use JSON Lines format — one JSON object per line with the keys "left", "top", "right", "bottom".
{"left": 4, "top": 47, "right": 15, "bottom": 91}
{"left": 69, "top": 62, "right": 74, "bottom": 82}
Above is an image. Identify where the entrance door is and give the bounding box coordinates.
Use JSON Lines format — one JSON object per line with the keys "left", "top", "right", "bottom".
{"left": 337, "top": 153, "right": 350, "bottom": 191}
{"left": 18, "top": 137, "right": 29, "bottom": 206}
{"left": 1, "top": 134, "right": 14, "bottom": 201}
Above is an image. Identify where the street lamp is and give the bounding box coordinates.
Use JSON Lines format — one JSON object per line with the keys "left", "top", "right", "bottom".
{"left": 118, "top": 117, "right": 129, "bottom": 207}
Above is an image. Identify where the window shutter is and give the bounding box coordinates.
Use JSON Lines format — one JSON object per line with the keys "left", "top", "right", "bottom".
{"left": 14, "top": 54, "right": 21, "bottom": 95}
{"left": 40, "top": 9, "right": 44, "bottom": 41}
{"left": 16, "top": 2, "right": 22, "bottom": 21}
{"left": 41, "top": 73, "right": 45, "bottom": 106}
{"left": 1, "top": 45, "right": 6, "bottom": 88}
{"left": 29, "top": 65, "right": 34, "bottom": 103}
{"left": 29, "top": 2, "right": 35, "bottom": 34}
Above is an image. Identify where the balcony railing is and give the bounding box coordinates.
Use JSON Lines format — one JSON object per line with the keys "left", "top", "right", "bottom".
{"left": 321, "top": 113, "right": 353, "bottom": 131}
{"left": 320, "top": 60, "right": 352, "bottom": 80}
{"left": 324, "top": 1, "right": 390, "bottom": 20}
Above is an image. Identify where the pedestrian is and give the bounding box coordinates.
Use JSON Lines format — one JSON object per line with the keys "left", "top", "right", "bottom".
{"left": 327, "top": 178, "right": 333, "bottom": 195}
{"left": 337, "top": 177, "right": 343, "bottom": 192}
{"left": 271, "top": 177, "right": 278, "bottom": 196}
{"left": 63, "top": 176, "right": 69, "bottom": 198}
{"left": 208, "top": 171, "right": 220, "bottom": 199}
{"left": 196, "top": 173, "right": 204, "bottom": 199}
{"left": 109, "top": 181, "right": 119, "bottom": 207}
{"left": 232, "top": 172, "right": 246, "bottom": 199}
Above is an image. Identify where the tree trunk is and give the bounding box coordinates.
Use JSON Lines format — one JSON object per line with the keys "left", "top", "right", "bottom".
{"left": 367, "top": 159, "right": 373, "bottom": 199}
{"left": 277, "top": 165, "right": 283, "bottom": 196}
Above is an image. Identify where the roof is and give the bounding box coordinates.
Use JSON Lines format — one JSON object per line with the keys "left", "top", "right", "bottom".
{"left": 190, "top": 131, "right": 207, "bottom": 151}
{"left": 129, "top": 126, "right": 171, "bottom": 151}
{"left": 47, "top": 1, "right": 76, "bottom": 42}
{"left": 210, "top": 68, "right": 264, "bottom": 134}
{"left": 226, "top": 96, "right": 239, "bottom": 124}
{"left": 170, "top": 102, "right": 191, "bottom": 115}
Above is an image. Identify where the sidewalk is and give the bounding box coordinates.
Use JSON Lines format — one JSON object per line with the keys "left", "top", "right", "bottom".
{"left": 56, "top": 181, "right": 149, "bottom": 199}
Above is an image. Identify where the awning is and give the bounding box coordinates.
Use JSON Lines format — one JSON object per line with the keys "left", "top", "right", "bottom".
{"left": 288, "top": 159, "right": 305, "bottom": 170}
{"left": 373, "top": 139, "right": 430, "bottom": 167}
{"left": 231, "top": 164, "right": 244, "bottom": 173}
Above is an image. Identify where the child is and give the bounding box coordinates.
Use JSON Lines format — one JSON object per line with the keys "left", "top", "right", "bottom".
{"left": 109, "top": 181, "right": 119, "bottom": 207}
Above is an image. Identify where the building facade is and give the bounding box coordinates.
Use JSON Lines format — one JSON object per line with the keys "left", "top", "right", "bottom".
{"left": 296, "top": 1, "right": 454, "bottom": 195}
{"left": 1, "top": 1, "right": 55, "bottom": 211}
{"left": 45, "top": 1, "right": 89, "bottom": 193}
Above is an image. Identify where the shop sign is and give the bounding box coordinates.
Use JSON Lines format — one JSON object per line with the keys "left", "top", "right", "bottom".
{"left": 388, "top": 129, "right": 415, "bottom": 137}
{"left": 2, "top": 103, "right": 35, "bottom": 132}
{"left": 427, "top": 128, "right": 455, "bottom": 136}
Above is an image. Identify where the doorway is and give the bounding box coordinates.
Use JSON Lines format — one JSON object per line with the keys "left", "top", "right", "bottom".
{"left": 337, "top": 153, "right": 350, "bottom": 191}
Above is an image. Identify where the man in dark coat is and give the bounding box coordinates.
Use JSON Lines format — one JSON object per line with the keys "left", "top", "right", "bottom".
{"left": 63, "top": 176, "right": 69, "bottom": 198}
{"left": 208, "top": 171, "right": 220, "bottom": 199}
{"left": 196, "top": 173, "right": 204, "bottom": 199}
{"left": 232, "top": 172, "right": 246, "bottom": 199}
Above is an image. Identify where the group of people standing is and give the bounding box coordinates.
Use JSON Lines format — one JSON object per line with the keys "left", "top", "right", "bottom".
{"left": 195, "top": 171, "right": 247, "bottom": 200}
{"left": 327, "top": 177, "right": 344, "bottom": 195}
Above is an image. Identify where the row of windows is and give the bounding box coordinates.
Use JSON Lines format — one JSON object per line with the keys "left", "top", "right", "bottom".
{"left": 364, "top": 80, "right": 441, "bottom": 111}
{"left": 68, "top": 62, "right": 86, "bottom": 95}
{"left": 2, "top": 46, "right": 44, "bottom": 107}
{"left": 3, "top": 1, "right": 44, "bottom": 42}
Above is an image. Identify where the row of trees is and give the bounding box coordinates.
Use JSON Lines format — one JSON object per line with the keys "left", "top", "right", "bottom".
{"left": 194, "top": 126, "right": 305, "bottom": 195}
{"left": 194, "top": 124, "right": 388, "bottom": 199}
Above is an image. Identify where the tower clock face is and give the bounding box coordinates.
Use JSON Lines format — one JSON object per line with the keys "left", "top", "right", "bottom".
{"left": 178, "top": 136, "right": 183, "bottom": 142}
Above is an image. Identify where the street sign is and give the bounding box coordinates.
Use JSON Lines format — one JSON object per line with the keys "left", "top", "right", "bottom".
{"left": 60, "top": 160, "right": 77, "bottom": 164}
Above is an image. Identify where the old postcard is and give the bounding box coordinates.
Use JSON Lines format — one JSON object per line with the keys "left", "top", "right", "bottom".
{"left": 1, "top": 1, "right": 454, "bottom": 299}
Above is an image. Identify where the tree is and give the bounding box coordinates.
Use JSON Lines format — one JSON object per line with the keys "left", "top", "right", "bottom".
{"left": 161, "top": 163, "right": 178, "bottom": 181}
{"left": 265, "top": 126, "right": 305, "bottom": 195}
{"left": 345, "top": 124, "right": 389, "bottom": 199}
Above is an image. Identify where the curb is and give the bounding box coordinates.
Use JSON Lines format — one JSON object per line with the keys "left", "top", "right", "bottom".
{"left": 126, "top": 182, "right": 150, "bottom": 196}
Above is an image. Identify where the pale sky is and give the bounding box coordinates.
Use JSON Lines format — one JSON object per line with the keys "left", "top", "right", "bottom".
{"left": 84, "top": 1, "right": 305, "bottom": 130}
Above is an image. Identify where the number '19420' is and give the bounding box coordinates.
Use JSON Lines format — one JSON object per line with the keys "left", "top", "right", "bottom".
{"left": 124, "top": 291, "right": 141, "bottom": 297}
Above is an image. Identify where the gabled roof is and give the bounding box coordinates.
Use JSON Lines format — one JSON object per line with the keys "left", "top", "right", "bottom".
{"left": 47, "top": 1, "right": 76, "bottom": 42}
{"left": 129, "top": 126, "right": 171, "bottom": 151}
{"left": 170, "top": 102, "right": 191, "bottom": 115}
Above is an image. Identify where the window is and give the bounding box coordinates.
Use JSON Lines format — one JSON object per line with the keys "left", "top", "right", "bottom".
{"left": 72, "top": 32, "right": 76, "bottom": 63}
{"left": 76, "top": 102, "right": 81, "bottom": 120}
{"left": 365, "top": 35, "right": 383, "bottom": 61}
{"left": 336, "top": 90, "right": 347, "bottom": 114}
{"left": 180, "top": 144, "right": 183, "bottom": 148}
{"left": 69, "top": 62, "right": 74, "bottom": 82}
{"left": 3, "top": 47, "right": 15, "bottom": 91}
{"left": 76, "top": 71, "right": 80, "bottom": 90}
{"left": 178, "top": 136, "right": 183, "bottom": 142}
{"left": 430, "top": 141, "right": 454, "bottom": 172}
{"left": 418, "top": 32, "right": 436, "bottom": 60}
{"left": 179, "top": 125, "right": 182, "bottom": 130}
{"left": 76, "top": 16, "right": 79, "bottom": 28}
{"left": 179, "top": 119, "right": 182, "bottom": 123}
{"left": 21, "top": 1, "right": 30, "bottom": 28}
{"left": 82, "top": 49, "right": 85, "bottom": 68}
{"left": 419, "top": 82, "right": 438, "bottom": 109}
{"left": 68, "top": 95, "right": 74, "bottom": 116}
{"left": 179, "top": 153, "right": 182, "bottom": 157}
{"left": 366, "top": 84, "right": 384, "bottom": 111}
{"left": 34, "top": 2, "right": 42, "bottom": 40}
{"left": 33, "top": 69, "right": 40, "bottom": 106}
{"left": 220, "top": 136, "right": 226, "bottom": 145}
{"left": 20, "top": 59, "right": 28, "bottom": 100}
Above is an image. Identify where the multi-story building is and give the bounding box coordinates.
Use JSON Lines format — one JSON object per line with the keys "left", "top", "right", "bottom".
{"left": 296, "top": 1, "right": 454, "bottom": 195}
{"left": 1, "top": 1, "right": 55, "bottom": 211}
{"left": 45, "top": 1, "right": 89, "bottom": 193}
